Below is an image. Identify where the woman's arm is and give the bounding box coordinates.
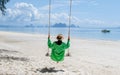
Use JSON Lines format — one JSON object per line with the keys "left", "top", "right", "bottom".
{"left": 48, "top": 37, "right": 53, "bottom": 48}
{"left": 64, "top": 38, "right": 70, "bottom": 49}
{"left": 67, "top": 39, "right": 70, "bottom": 48}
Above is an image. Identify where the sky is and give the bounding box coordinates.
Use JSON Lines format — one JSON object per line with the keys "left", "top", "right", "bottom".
{"left": 0, "top": 0, "right": 120, "bottom": 27}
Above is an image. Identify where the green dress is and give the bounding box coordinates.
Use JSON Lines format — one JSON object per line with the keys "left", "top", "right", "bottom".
{"left": 48, "top": 38, "right": 70, "bottom": 62}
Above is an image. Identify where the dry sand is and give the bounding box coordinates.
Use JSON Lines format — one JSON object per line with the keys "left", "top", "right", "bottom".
{"left": 0, "top": 31, "right": 120, "bottom": 75}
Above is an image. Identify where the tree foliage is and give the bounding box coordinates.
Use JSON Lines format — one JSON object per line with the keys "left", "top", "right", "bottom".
{"left": 0, "top": 0, "right": 10, "bottom": 15}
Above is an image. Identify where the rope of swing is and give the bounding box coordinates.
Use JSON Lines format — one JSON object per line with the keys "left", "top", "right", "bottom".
{"left": 68, "top": 0, "right": 72, "bottom": 37}
{"left": 48, "top": 0, "right": 72, "bottom": 36}
{"left": 46, "top": 0, "right": 51, "bottom": 56}
{"left": 48, "top": 0, "right": 51, "bottom": 35}
{"left": 67, "top": 0, "right": 72, "bottom": 56}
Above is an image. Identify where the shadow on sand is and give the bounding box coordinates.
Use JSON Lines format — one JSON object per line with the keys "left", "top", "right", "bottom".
{"left": 0, "top": 56, "right": 29, "bottom": 61}
{"left": 0, "top": 49, "right": 29, "bottom": 61}
{"left": 0, "top": 49, "right": 19, "bottom": 53}
{"left": 36, "top": 67, "right": 64, "bottom": 73}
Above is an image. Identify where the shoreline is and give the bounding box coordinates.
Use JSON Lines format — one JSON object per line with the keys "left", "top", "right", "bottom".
{"left": 0, "top": 31, "right": 120, "bottom": 75}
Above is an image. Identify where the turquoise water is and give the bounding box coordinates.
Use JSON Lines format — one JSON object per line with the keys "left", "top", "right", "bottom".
{"left": 0, "top": 27, "right": 120, "bottom": 41}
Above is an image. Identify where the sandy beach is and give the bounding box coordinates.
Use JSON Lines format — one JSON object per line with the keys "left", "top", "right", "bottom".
{"left": 0, "top": 31, "right": 120, "bottom": 75}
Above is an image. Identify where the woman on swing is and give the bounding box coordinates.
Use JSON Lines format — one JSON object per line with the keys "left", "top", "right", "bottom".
{"left": 47, "top": 34, "right": 70, "bottom": 63}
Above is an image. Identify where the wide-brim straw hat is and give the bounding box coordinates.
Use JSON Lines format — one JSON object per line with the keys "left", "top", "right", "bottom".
{"left": 56, "top": 34, "right": 63, "bottom": 40}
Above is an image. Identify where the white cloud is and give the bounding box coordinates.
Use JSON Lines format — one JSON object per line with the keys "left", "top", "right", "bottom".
{"left": 82, "top": 19, "right": 105, "bottom": 25}
{"left": 0, "top": 2, "right": 73, "bottom": 25}
{"left": 1, "top": 2, "right": 41, "bottom": 25}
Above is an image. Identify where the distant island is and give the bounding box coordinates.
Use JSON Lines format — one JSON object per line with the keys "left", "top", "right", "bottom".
{"left": 25, "top": 24, "right": 44, "bottom": 28}
{"left": 0, "top": 25, "right": 13, "bottom": 27}
{"left": 25, "top": 24, "right": 35, "bottom": 27}
{"left": 52, "top": 23, "right": 67, "bottom": 27}
{"left": 25, "top": 23, "right": 77, "bottom": 28}
{"left": 52, "top": 23, "right": 77, "bottom": 28}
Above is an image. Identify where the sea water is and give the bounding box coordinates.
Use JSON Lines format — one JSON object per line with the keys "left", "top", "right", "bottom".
{"left": 0, "top": 26, "right": 120, "bottom": 41}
